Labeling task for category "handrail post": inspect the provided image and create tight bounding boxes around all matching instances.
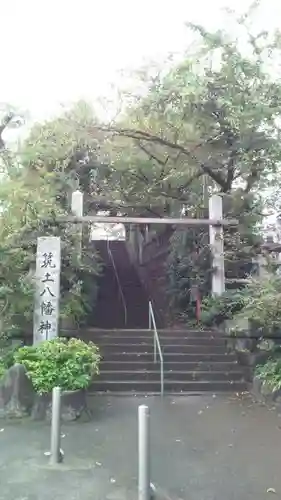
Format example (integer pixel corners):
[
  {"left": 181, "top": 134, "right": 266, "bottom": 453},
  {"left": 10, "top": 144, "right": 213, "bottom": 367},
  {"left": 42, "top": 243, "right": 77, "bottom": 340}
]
[
  {"left": 148, "top": 301, "right": 164, "bottom": 395},
  {"left": 150, "top": 302, "right": 156, "bottom": 362},
  {"left": 161, "top": 360, "right": 164, "bottom": 397}
]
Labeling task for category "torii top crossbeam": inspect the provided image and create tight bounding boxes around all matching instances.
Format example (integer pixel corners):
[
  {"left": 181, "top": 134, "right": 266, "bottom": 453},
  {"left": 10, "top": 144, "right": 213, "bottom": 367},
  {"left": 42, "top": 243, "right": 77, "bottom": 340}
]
[{"left": 56, "top": 215, "right": 238, "bottom": 226}]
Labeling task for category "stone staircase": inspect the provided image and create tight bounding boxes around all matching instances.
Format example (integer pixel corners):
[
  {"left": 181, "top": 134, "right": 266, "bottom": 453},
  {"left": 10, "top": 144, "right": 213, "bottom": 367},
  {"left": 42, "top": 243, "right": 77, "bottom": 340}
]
[
  {"left": 92, "top": 240, "right": 148, "bottom": 329},
  {"left": 86, "top": 328, "right": 247, "bottom": 394}
]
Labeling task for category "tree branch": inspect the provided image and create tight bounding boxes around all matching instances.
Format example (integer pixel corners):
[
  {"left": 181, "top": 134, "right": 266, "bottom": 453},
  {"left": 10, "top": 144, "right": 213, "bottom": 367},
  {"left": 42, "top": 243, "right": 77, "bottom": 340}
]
[
  {"left": 225, "top": 149, "right": 237, "bottom": 192},
  {"left": 105, "top": 126, "right": 228, "bottom": 190},
  {"left": 244, "top": 159, "right": 263, "bottom": 193},
  {"left": 0, "top": 112, "right": 14, "bottom": 150},
  {"left": 138, "top": 141, "right": 169, "bottom": 167}
]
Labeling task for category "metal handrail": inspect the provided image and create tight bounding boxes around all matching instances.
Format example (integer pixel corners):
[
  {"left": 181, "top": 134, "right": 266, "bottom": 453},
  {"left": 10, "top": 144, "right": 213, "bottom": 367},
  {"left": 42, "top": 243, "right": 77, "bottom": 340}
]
[
  {"left": 148, "top": 301, "right": 164, "bottom": 396},
  {"left": 107, "top": 240, "right": 127, "bottom": 326}
]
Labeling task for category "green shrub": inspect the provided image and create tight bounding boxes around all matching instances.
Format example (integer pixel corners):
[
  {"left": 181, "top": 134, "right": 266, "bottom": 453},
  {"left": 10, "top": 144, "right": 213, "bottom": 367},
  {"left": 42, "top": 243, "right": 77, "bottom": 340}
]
[
  {"left": 0, "top": 343, "right": 23, "bottom": 369},
  {"left": 14, "top": 337, "right": 101, "bottom": 394},
  {"left": 0, "top": 362, "right": 6, "bottom": 379},
  {"left": 200, "top": 290, "right": 246, "bottom": 326},
  {"left": 233, "top": 275, "right": 281, "bottom": 335},
  {"left": 255, "top": 359, "right": 281, "bottom": 392},
  {"left": 0, "top": 342, "right": 23, "bottom": 379},
  {"left": 202, "top": 275, "right": 281, "bottom": 335}
]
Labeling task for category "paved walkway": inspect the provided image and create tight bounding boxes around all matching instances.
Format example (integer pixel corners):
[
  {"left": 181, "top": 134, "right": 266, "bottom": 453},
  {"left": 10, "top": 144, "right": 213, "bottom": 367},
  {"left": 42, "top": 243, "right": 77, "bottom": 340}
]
[{"left": 0, "top": 393, "right": 281, "bottom": 499}]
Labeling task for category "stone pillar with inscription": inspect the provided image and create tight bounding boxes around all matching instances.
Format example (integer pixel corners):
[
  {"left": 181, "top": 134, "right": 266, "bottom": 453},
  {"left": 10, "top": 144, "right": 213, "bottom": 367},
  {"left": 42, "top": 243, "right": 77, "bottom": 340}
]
[
  {"left": 209, "top": 194, "right": 225, "bottom": 296},
  {"left": 33, "top": 237, "right": 61, "bottom": 344}
]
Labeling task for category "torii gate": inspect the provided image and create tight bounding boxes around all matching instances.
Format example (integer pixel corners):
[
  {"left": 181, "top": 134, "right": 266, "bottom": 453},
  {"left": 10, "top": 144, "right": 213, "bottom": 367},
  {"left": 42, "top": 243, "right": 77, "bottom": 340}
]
[
  {"left": 69, "top": 190, "right": 238, "bottom": 297},
  {"left": 33, "top": 190, "right": 238, "bottom": 344}
]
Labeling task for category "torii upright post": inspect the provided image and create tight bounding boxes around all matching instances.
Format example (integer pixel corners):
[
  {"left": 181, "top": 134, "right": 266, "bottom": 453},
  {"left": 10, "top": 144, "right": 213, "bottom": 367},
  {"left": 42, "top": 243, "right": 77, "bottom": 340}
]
[
  {"left": 71, "top": 190, "right": 83, "bottom": 262},
  {"left": 70, "top": 190, "right": 83, "bottom": 330},
  {"left": 209, "top": 194, "right": 225, "bottom": 296}
]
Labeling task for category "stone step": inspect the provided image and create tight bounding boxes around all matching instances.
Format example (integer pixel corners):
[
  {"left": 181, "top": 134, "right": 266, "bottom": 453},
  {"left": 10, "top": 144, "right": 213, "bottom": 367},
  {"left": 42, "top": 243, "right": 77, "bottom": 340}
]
[
  {"left": 100, "top": 360, "right": 239, "bottom": 371},
  {"left": 80, "top": 328, "right": 223, "bottom": 338},
  {"left": 99, "top": 344, "right": 228, "bottom": 354},
  {"left": 98, "top": 370, "right": 245, "bottom": 382},
  {"left": 80, "top": 326, "right": 245, "bottom": 394},
  {"left": 89, "top": 379, "right": 248, "bottom": 393},
  {"left": 92, "top": 336, "right": 225, "bottom": 346},
  {"left": 102, "top": 352, "right": 236, "bottom": 362}
]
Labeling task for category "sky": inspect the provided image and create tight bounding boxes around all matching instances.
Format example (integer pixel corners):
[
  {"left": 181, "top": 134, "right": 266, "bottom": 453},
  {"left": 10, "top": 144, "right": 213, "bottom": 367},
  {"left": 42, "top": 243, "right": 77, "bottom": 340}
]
[
  {"left": 1, "top": 0, "right": 280, "bottom": 232},
  {"left": 1, "top": 0, "right": 281, "bottom": 124}
]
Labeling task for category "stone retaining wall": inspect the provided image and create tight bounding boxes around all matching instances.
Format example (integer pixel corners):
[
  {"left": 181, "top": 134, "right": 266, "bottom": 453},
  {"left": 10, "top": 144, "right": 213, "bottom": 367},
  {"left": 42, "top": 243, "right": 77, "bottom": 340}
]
[{"left": 0, "top": 364, "right": 91, "bottom": 421}]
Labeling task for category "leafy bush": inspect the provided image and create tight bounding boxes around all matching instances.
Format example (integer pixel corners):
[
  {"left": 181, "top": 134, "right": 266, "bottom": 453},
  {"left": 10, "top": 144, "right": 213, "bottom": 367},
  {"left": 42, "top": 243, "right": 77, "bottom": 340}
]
[
  {"left": 14, "top": 337, "right": 101, "bottom": 394},
  {"left": 255, "top": 359, "right": 281, "bottom": 392},
  {"left": 233, "top": 275, "right": 281, "bottom": 335},
  {"left": 60, "top": 282, "right": 87, "bottom": 326},
  {"left": 0, "top": 343, "right": 23, "bottom": 369},
  {"left": 202, "top": 275, "right": 281, "bottom": 335},
  {"left": 200, "top": 290, "right": 246, "bottom": 326},
  {"left": 0, "top": 342, "right": 23, "bottom": 379},
  {"left": 0, "top": 362, "right": 6, "bottom": 379}
]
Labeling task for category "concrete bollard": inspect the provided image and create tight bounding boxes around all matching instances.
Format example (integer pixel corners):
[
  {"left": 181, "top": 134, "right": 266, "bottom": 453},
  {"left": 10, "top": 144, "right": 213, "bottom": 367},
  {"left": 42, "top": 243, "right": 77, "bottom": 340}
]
[
  {"left": 138, "top": 405, "right": 150, "bottom": 500},
  {"left": 50, "top": 387, "right": 62, "bottom": 464}
]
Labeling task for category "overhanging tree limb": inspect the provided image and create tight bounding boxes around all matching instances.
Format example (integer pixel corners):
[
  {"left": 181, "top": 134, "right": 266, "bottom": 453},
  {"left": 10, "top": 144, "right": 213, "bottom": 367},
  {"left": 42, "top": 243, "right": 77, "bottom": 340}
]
[
  {"left": 138, "top": 141, "right": 169, "bottom": 167},
  {"left": 102, "top": 126, "right": 228, "bottom": 190}
]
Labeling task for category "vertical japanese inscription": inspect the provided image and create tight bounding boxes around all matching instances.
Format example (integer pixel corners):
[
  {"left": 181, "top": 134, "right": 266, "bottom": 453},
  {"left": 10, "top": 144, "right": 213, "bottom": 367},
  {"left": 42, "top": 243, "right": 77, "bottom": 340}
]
[{"left": 33, "top": 237, "right": 61, "bottom": 344}]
